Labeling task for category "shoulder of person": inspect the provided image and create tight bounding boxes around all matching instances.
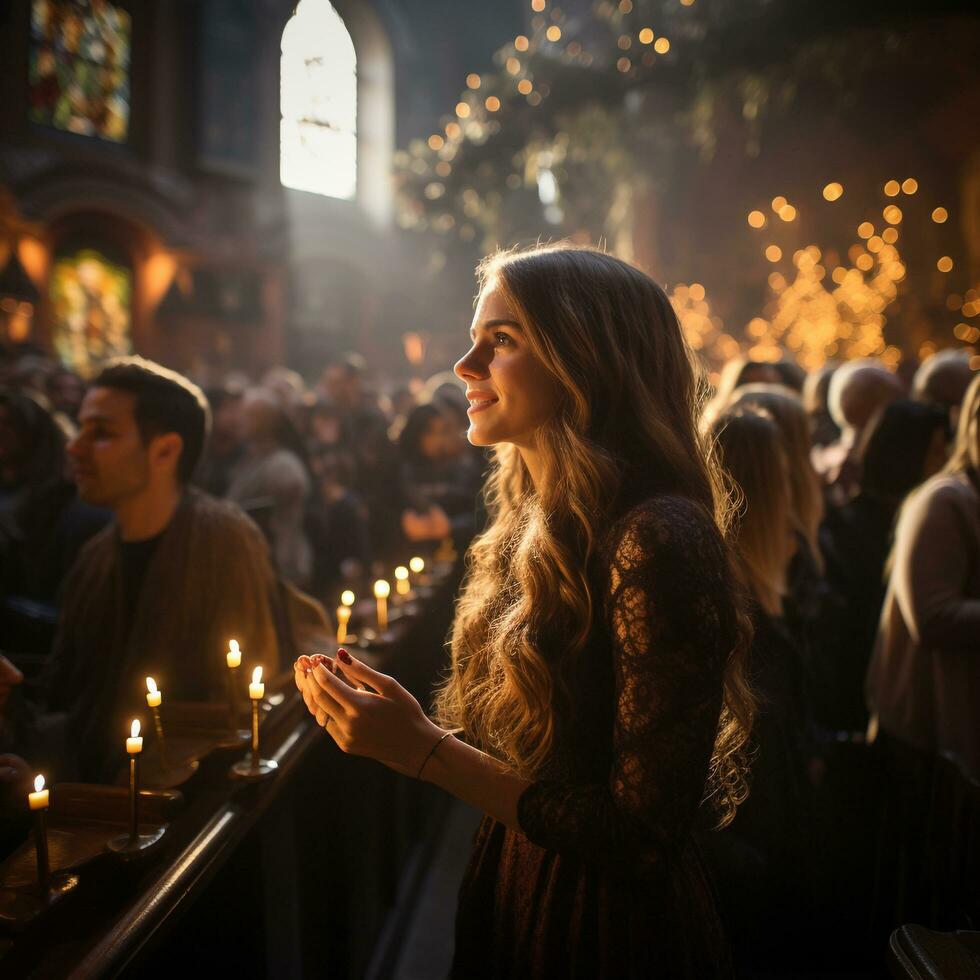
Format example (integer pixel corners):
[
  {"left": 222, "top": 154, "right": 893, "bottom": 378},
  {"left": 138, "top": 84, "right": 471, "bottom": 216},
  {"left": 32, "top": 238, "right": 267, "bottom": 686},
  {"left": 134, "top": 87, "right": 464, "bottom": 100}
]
[
  {"left": 905, "top": 473, "right": 979, "bottom": 525},
  {"left": 184, "top": 489, "right": 269, "bottom": 546},
  {"left": 606, "top": 493, "right": 721, "bottom": 565}
]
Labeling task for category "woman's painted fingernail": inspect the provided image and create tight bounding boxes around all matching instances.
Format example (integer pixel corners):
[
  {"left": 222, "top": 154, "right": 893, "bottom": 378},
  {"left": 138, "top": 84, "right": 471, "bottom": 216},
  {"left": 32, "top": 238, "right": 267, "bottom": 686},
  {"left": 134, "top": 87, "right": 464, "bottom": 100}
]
[{"left": 338, "top": 649, "right": 352, "bottom": 665}]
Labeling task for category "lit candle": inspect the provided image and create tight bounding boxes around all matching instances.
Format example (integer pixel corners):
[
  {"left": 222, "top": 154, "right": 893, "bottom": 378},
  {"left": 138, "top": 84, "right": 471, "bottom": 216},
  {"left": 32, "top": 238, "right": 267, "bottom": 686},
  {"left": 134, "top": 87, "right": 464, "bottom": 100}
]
[
  {"left": 226, "top": 639, "right": 242, "bottom": 669},
  {"left": 29, "top": 774, "right": 49, "bottom": 811},
  {"left": 409, "top": 556, "right": 425, "bottom": 575},
  {"left": 127, "top": 719, "right": 143, "bottom": 754},
  {"left": 394, "top": 566, "right": 410, "bottom": 596},
  {"left": 249, "top": 666, "right": 265, "bottom": 701},
  {"left": 145, "top": 676, "right": 162, "bottom": 708},
  {"left": 341, "top": 590, "right": 355, "bottom": 608},
  {"left": 336, "top": 605, "right": 351, "bottom": 644},
  {"left": 374, "top": 579, "right": 390, "bottom": 632}
]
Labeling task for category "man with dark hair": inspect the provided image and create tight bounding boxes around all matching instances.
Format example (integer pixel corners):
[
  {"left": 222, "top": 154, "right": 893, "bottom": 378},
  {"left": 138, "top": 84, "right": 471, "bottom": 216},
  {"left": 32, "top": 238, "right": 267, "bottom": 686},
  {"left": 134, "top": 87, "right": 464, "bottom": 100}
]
[{"left": 46, "top": 357, "right": 284, "bottom": 782}]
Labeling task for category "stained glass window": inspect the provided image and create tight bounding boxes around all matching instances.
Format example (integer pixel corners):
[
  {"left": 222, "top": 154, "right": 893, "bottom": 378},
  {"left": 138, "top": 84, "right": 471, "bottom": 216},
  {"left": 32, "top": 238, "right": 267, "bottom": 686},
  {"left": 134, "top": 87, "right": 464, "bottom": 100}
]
[
  {"left": 28, "top": 0, "right": 131, "bottom": 143},
  {"left": 50, "top": 248, "right": 132, "bottom": 376},
  {"left": 280, "top": 0, "right": 357, "bottom": 199}
]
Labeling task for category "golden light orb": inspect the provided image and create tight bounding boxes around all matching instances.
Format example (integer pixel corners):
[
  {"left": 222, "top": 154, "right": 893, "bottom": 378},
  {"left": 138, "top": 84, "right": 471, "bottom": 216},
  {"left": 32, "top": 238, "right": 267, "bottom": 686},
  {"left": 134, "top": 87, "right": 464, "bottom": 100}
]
[
  {"left": 937, "top": 256, "right": 954, "bottom": 273},
  {"left": 867, "top": 235, "right": 883, "bottom": 253},
  {"left": 932, "top": 206, "right": 948, "bottom": 223},
  {"left": 884, "top": 180, "right": 900, "bottom": 197},
  {"left": 765, "top": 245, "right": 782, "bottom": 263},
  {"left": 883, "top": 205, "right": 903, "bottom": 224},
  {"left": 455, "top": 101, "right": 471, "bottom": 119},
  {"left": 858, "top": 221, "right": 874, "bottom": 239},
  {"left": 901, "top": 178, "right": 918, "bottom": 194},
  {"left": 856, "top": 253, "right": 874, "bottom": 271},
  {"left": 653, "top": 37, "right": 670, "bottom": 54},
  {"left": 822, "top": 182, "right": 844, "bottom": 202},
  {"left": 515, "top": 34, "right": 530, "bottom": 51},
  {"left": 427, "top": 134, "right": 444, "bottom": 150},
  {"left": 771, "top": 195, "right": 787, "bottom": 212},
  {"left": 882, "top": 227, "right": 899, "bottom": 244},
  {"left": 517, "top": 79, "right": 533, "bottom": 94},
  {"left": 445, "top": 122, "right": 461, "bottom": 139},
  {"left": 506, "top": 56, "right": 521, "bottom": 75},
  {"left": 531, "top": 0, "right": 546, "bottom": 10},
  {"left": 546, "top": 25, "right": 562, "bottom": 42},
  {"left": 689, "top": 283, "right": 706, "bottom": 301},
  {"left": 638, "top": 28, "right": 654, "bottom": 44},
  {"left": 485, "top": 96, "right": 501, "bottom": 112},
  {"left": 778, "top": 204, "right": 797, "bottom": 222},
  {"left": 466, "top": 73, "right": 481, "bottom": 89},
  {"left": 747, "top": 210, "right": 766, "bottom": 229}
]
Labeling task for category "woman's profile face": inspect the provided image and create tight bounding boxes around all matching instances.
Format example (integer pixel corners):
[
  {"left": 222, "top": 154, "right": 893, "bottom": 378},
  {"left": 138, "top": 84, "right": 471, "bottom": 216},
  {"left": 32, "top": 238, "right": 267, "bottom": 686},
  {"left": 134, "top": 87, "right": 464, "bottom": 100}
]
[{"left": 454, "top": 282, "right": 561, "bottom": 450}]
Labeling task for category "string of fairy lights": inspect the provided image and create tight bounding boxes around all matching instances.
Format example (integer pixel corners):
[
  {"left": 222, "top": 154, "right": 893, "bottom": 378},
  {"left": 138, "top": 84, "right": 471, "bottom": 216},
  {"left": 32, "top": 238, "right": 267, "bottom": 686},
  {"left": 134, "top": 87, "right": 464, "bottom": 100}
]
[{"left": 397, "top": 0, "right": 978, "bottom": 372}]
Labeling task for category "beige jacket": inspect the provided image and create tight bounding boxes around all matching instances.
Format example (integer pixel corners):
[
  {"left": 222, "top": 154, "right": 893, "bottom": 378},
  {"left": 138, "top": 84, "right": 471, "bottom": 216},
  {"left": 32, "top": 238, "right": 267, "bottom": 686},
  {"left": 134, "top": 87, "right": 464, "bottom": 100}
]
[{"left": 867, "top": 472, "right": 980, "bottom": 779}]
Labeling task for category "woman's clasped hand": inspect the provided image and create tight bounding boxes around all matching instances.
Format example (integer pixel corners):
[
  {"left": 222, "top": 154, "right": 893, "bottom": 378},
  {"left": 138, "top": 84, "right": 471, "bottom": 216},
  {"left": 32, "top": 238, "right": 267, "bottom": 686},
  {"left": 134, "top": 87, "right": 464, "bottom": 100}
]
[{"left": 293, "top": 649, "right": 445, "bottom": 778}]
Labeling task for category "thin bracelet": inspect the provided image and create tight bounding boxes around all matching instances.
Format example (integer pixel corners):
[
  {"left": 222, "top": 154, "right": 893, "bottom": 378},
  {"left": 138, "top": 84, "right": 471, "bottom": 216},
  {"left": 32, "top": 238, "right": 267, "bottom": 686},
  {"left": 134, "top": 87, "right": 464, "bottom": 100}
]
[{"left": 417, "top": 730, "right": 453, "bottom": 779}]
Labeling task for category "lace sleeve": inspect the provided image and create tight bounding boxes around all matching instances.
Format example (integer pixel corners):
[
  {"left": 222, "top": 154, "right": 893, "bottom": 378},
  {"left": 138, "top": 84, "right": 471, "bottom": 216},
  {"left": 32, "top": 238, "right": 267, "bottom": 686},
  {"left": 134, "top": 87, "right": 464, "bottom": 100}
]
[{"left": 516, "top": 496, "right": 732, "bottom": 876}]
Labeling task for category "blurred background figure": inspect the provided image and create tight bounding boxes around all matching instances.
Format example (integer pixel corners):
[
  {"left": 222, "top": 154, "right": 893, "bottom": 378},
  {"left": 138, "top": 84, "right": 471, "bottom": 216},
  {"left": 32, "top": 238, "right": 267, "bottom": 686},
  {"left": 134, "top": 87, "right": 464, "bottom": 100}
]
[
  {"left": 911, "top": 347, "right": 977, "bottom": 432},
  {"left": 819, "top": 400, "right": 949, "bottom": 732},
  {"left": 0, "top": 388, "right": 108, "bottom": 677},
  {"left": 196, "top": 384, "right": 245, "bottom": 497},
  {"left": 398, "top": 402, "right": 483, "bottom": 551},
  {"left": 227, "top": 388, "right": 313, "bottom": 589},
  {"left": 816, "top": 360, "right": 905, "bottom": 503}
]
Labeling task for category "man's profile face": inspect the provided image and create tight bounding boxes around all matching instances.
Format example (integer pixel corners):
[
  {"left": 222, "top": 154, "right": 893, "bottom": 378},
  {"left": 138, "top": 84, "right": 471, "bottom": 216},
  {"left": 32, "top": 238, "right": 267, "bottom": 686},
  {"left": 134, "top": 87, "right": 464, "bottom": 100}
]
[{"left": 68, "top": 387, "right": 151, "bottom": 508}]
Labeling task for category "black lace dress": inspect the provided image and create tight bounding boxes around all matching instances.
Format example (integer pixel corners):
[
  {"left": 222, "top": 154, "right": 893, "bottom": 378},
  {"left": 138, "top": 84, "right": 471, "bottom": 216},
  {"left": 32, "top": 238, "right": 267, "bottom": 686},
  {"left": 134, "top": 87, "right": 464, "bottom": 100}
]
[{"left": 452, "top": 495, "right": 739, "bottom": 979}]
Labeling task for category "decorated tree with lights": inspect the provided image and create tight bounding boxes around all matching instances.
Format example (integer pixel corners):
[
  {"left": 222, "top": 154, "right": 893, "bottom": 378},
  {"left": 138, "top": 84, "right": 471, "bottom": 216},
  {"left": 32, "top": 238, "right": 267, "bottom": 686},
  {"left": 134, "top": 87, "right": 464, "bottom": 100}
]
[{"left": 395, "top": 0, "right": 980, "bottom": 371}]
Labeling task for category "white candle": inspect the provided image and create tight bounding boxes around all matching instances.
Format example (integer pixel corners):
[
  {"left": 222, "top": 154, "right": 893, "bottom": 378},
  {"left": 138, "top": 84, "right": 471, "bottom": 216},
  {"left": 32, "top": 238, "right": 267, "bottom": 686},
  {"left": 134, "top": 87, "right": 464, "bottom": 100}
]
[
  {"left": 145, "top": 676, "right": 162, "bottom": 708},
  {"left": 127, "top": 719, "right": 143, "bottom": 755},
  {"left": 336, "top": 605, "right": 351, "bottom": 644},
  {"left": 374, "top": 579, "right": 390, "bottom": 631},
  {"left": 409, "top": 556, "right": 425, "bottom": 575},
  {"left": 340, "top": 590, "right": 355, "bottom": 608},
  {"left": 249, "top": 666, "right": 265, "bottom": 701},
  {"left": 226, "top": 639, "right": 242, "bottom": 669},
  {"left": 29, "top": 774, "right": 49, "bottom": 811}
]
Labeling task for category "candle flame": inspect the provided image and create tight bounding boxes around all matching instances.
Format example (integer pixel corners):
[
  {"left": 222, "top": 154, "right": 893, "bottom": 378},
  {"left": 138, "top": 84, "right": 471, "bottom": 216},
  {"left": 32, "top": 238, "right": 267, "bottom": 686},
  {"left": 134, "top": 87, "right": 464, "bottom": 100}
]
[
  {"left": 252, "top": 665, "right": 263, "bottom": 684},
  {"left": 34, "top": 774, "right": 45, "bottom": 793},
  {"left": 146, "top": 676, "right": 157, "bottom": 694},
  {"left": 395, "top": 566, "right": 409, "bottom": 580},
  {"left": 341, "top": 590, "right": 355, "bottom": 606},
  {"left": 229, "top": 639, "right": 240, "bottom": 653},
  {"left": 131, "top": 719, "right": 141, "bottom": 738},
  {"left": 409, "top": 557, "right": 424, "bottom": 573},
  {"left": 374, "top": 579, "right": 391, "bottom": 599}
]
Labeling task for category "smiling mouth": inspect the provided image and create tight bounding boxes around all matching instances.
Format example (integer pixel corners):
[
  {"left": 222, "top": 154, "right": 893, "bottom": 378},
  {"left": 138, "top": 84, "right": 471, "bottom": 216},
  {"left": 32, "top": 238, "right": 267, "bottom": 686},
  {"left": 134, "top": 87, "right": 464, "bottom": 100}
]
[{"left": 467, "top": 398, "right": 498, "bottom": 414}]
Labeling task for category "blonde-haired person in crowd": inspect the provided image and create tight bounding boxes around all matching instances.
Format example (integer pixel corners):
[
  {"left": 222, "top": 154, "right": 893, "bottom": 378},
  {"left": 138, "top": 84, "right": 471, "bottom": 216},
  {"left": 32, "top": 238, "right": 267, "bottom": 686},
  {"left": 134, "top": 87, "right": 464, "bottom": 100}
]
[
  {"left": 705, "top": 409, "right": 815, "bottom": 969},
  {"left": 295, "top": 243, "right": 755, "bottom": 978},
  {"left": 728, "top": 384, "right": 824, "bottom": 568},
  {"left": 867, "top": 372, "right": 980, "bottom": 781}
]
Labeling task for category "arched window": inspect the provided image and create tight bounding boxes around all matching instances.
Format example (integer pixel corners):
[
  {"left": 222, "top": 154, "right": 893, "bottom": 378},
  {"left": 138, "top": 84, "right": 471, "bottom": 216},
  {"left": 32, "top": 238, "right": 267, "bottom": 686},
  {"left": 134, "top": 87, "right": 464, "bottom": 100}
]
[{"left": 280, "top": 0, "right": 357, "bottom": 200}]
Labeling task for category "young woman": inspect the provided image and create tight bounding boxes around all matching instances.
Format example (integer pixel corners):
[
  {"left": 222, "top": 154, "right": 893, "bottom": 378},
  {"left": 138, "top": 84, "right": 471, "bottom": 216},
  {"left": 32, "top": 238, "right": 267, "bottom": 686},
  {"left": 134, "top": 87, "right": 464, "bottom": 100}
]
[
  {"left": 705, "top": 409, "right": 812, "bottom": 967},
  {"left": 295, "top": 244, "right": 754, "bottom": 977}
]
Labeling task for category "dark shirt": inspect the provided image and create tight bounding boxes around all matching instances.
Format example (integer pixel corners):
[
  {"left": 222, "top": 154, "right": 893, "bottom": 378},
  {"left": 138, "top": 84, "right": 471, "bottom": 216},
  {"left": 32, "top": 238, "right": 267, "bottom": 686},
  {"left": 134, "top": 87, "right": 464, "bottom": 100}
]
[{"left": 119, "top": 531, "right": 165, "bottom": 635}]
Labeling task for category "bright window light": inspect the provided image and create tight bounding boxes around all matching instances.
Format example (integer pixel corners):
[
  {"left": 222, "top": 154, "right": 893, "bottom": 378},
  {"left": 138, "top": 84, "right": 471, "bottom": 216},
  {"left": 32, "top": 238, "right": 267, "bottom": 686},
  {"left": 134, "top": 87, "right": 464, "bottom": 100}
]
[{"left": 280, "top": 0, "right": 357, "bottom": 199}]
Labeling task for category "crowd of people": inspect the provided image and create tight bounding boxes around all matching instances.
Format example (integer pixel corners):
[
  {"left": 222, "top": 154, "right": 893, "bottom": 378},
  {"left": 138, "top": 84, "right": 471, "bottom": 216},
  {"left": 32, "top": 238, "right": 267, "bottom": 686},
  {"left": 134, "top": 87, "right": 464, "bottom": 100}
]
[{"left": 0, "top": 326, "right": 977, "bottom": 969}]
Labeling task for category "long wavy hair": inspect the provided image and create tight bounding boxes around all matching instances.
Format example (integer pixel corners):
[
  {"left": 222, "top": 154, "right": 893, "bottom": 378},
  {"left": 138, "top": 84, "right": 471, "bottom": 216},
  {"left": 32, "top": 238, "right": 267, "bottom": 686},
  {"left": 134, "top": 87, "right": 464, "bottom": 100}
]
[{"left": 431, "top": 244, "right": 755, "bottom": 828}]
